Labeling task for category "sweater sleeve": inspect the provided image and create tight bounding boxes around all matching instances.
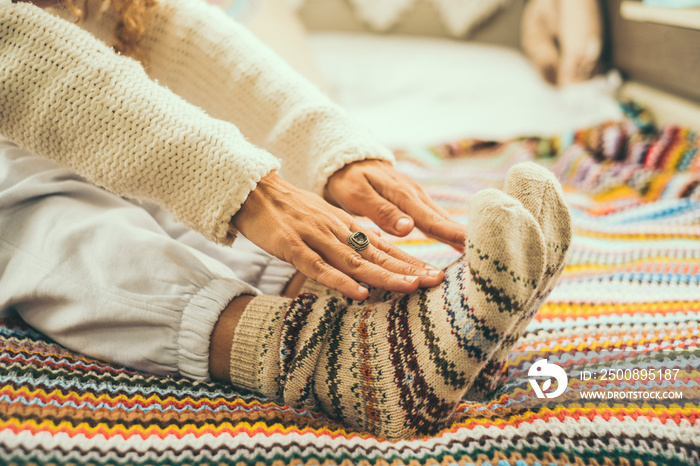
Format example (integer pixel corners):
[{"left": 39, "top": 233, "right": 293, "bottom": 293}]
[
  {"left": 76, "top": 0, "right": 396, "bottom": 196},
  {"left": 0, "top": 1, "right": 281, "bottom": 244}
]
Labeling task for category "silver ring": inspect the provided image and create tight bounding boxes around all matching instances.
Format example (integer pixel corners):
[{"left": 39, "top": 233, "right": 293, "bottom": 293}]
[{"left": 348, "top": 231, "right": 370, "bottom": 252}]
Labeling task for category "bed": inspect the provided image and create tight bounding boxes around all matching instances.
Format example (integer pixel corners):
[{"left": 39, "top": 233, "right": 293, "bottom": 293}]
[{"left": 1, "top": 1, "right": 699, "bottom": 465}]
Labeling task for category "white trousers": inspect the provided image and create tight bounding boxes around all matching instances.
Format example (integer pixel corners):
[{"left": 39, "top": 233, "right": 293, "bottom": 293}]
[{"left": 0, "top": 139, "right": 297, "bottom": 380}]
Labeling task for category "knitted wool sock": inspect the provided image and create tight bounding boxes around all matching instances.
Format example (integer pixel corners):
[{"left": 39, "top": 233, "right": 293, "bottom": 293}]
[
  {"left": 286, "top": 188, "right": 546, "bottom": 438},
  {"left": 466, "top": 162, "right": 572, "bottom": 401},
  {"left": 299, "top": 163, "right": 573, "bottom": 406},
  {"left": 228, "top": 295, "right": 292, "bottom": 398},
  {"left": 229, "top": 292, "right": 350, "bottom": 401}
]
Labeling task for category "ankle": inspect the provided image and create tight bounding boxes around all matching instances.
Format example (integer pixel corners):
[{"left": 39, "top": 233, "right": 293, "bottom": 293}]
[{"left": 209, "top": 294, "right": 255, "bottom": 383}]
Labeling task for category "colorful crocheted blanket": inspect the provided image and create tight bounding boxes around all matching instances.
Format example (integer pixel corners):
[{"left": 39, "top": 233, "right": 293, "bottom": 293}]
[{"left": 1, "top": 103, "right": 698, "bottom": 465}]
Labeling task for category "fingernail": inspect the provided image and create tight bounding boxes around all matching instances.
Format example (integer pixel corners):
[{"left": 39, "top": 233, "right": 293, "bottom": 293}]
[
  {"left": 426, "top": 269, "right": 440, "bottom": 277},
  {"left": 403, "top": 275, "right": 419, "bottom": 283},
  {"left": 395, "top": 217, "right": 412, "bottom": 230},
  {"left": 358, "top": 285, "right": 368, "bottom": 295}
]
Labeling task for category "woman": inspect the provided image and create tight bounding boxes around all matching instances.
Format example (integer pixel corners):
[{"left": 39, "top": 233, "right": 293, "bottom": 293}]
[{"left": 0, "top": 0, "right": 571, "bottom": 438}]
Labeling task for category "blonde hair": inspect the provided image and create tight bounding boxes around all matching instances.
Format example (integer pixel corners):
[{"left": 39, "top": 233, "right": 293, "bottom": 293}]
[{"left": 63, "top": 0, "right": 157, "bottom": 57}]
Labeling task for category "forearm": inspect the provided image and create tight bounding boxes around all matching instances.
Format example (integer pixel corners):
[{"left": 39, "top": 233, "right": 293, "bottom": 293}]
[
  {"left": 78, "top": 0, "right": 395, "bottom": 194},
  {"left": 0, "top": 0, "right": 280, "bottom": 244}
]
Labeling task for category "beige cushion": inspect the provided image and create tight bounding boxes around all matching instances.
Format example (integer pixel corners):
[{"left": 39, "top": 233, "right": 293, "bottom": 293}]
[{"left": 298, "top": 0, "right": 524, "bottom": 48}]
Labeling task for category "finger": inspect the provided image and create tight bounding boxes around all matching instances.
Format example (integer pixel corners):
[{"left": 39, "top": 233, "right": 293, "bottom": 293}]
[
  {"left": 412, "top": 189, "right": 467, "bottom": 250},
  {"left": 367, "top": 174, "right": 466, "bottom": 251},
  {"left": 420, "top": 217, "right": 466, "bottom": 252},
  {"left": 289, "top": 244, "right": 368, "bottom": 301},
  {"left": 305, "top": 231, "right": 422, "bottom": 294},
  {"left": 348, "top": 224, "right": 444, "bottom": 287},
  {"left": 346, "top": 218, "right": 435, "bottom": 271},
  {"left": 413, "top": 184, "right": 453, "bottom": 220},
  {"left": 335, "top": 183, "right": 413, "bottom": 237},
  {"left": 342, "top": 222, "right": 443, "bottom": 288},
  {"left": 365, "top": 225, "right": 382, "bottom": 237},
  {"left": 404, "top": 187, "right": 465, "bottom": 247},
  {"left": 371, "top": 236, "right": 443, "bottom": 278},
  {"left": 359, "top": 192, "right": 415, "bottom": 237},
  {"left": 358, "top": 242, "right": 443, "bottom": 287}
]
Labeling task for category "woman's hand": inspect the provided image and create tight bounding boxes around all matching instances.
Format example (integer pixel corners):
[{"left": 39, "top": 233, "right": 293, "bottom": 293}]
[
  {"left": 234, "top": 172, "right": 444, "bottom": 301},
  {"left": 325, "top": 160, "right": 466, "bottom": 251}
]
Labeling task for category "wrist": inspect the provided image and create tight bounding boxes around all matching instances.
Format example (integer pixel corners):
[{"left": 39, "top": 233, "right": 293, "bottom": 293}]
[{"left": 233, "top": 171, "right": 291, "bottom": 230}]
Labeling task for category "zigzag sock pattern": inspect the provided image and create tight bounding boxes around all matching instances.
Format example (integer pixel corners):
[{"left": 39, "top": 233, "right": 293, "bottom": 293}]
[
  {"left": 234, "top": 188, "right": 547, "bottom": 439},
  {"left": 300, "top": 163, "right": 573, "bottom": 407},
  {"left": 292, "top": 188, "right": 547, "bottom": 438}
]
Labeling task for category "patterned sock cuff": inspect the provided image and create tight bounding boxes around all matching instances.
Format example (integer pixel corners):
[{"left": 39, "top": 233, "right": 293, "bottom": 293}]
[{"left": 229, "top": 295, "right": 291, "bottom": 398}]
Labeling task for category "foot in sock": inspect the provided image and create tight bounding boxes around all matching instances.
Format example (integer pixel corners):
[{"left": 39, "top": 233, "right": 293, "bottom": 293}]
[
  {"left": 229, "top": 188, "right": 547, "bottom": 439},
  {"left": 466, "top": 162, "right": 572, "bottom": 401},
  {"left": 299, "top": 162, "right": 573, "bottom": 405}
]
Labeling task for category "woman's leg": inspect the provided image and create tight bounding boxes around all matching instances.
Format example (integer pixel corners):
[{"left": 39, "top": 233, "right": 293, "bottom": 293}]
[
  {"left": 0, "top": 138, "right": 570, "bottom": 438},
  {"left": 0, "top": 139, "right": 261, "bottom": 380},
  {"left": 220, "top": 178, "right": 571, "bottom": 439},
  {"left": 208, "top": 271, "right": 305, "bottom": 382},
  {"left": 209, "top": 294, "right": 255, "bottom": 382}
]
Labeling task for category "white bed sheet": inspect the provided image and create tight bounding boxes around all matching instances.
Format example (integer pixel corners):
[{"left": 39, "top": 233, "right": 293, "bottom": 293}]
[{"left": 309, "top": 32, "right": 623, "bottom": 148}]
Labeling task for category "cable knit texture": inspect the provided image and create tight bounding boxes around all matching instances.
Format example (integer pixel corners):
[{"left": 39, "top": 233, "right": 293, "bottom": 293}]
[
  {"left": 0, "top": 0, "right": 394, "bottom": 242},
  {"left": 76, "top": 0, "right": 395, "bottom": 195},
  {"left": 0, "top": 1, "right": 279, "bottom": 243}
]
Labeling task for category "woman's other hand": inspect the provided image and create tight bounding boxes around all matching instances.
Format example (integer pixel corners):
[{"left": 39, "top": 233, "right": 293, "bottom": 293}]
[
  {"left": 325, "top": 160, "right": 466, "bottom": 252},
  {"left": 234, "top": 172, "right": 444, "bottom": 301}
]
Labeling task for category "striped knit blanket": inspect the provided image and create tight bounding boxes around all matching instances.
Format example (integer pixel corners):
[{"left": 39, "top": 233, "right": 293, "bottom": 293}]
[{"left": 1, "top": 103, "right": 698, "bottom": 465}]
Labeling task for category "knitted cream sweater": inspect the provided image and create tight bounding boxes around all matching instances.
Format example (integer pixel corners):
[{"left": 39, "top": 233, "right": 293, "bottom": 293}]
[{"left": 0, "top": 0, "right": 394, "bottom": 244}]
